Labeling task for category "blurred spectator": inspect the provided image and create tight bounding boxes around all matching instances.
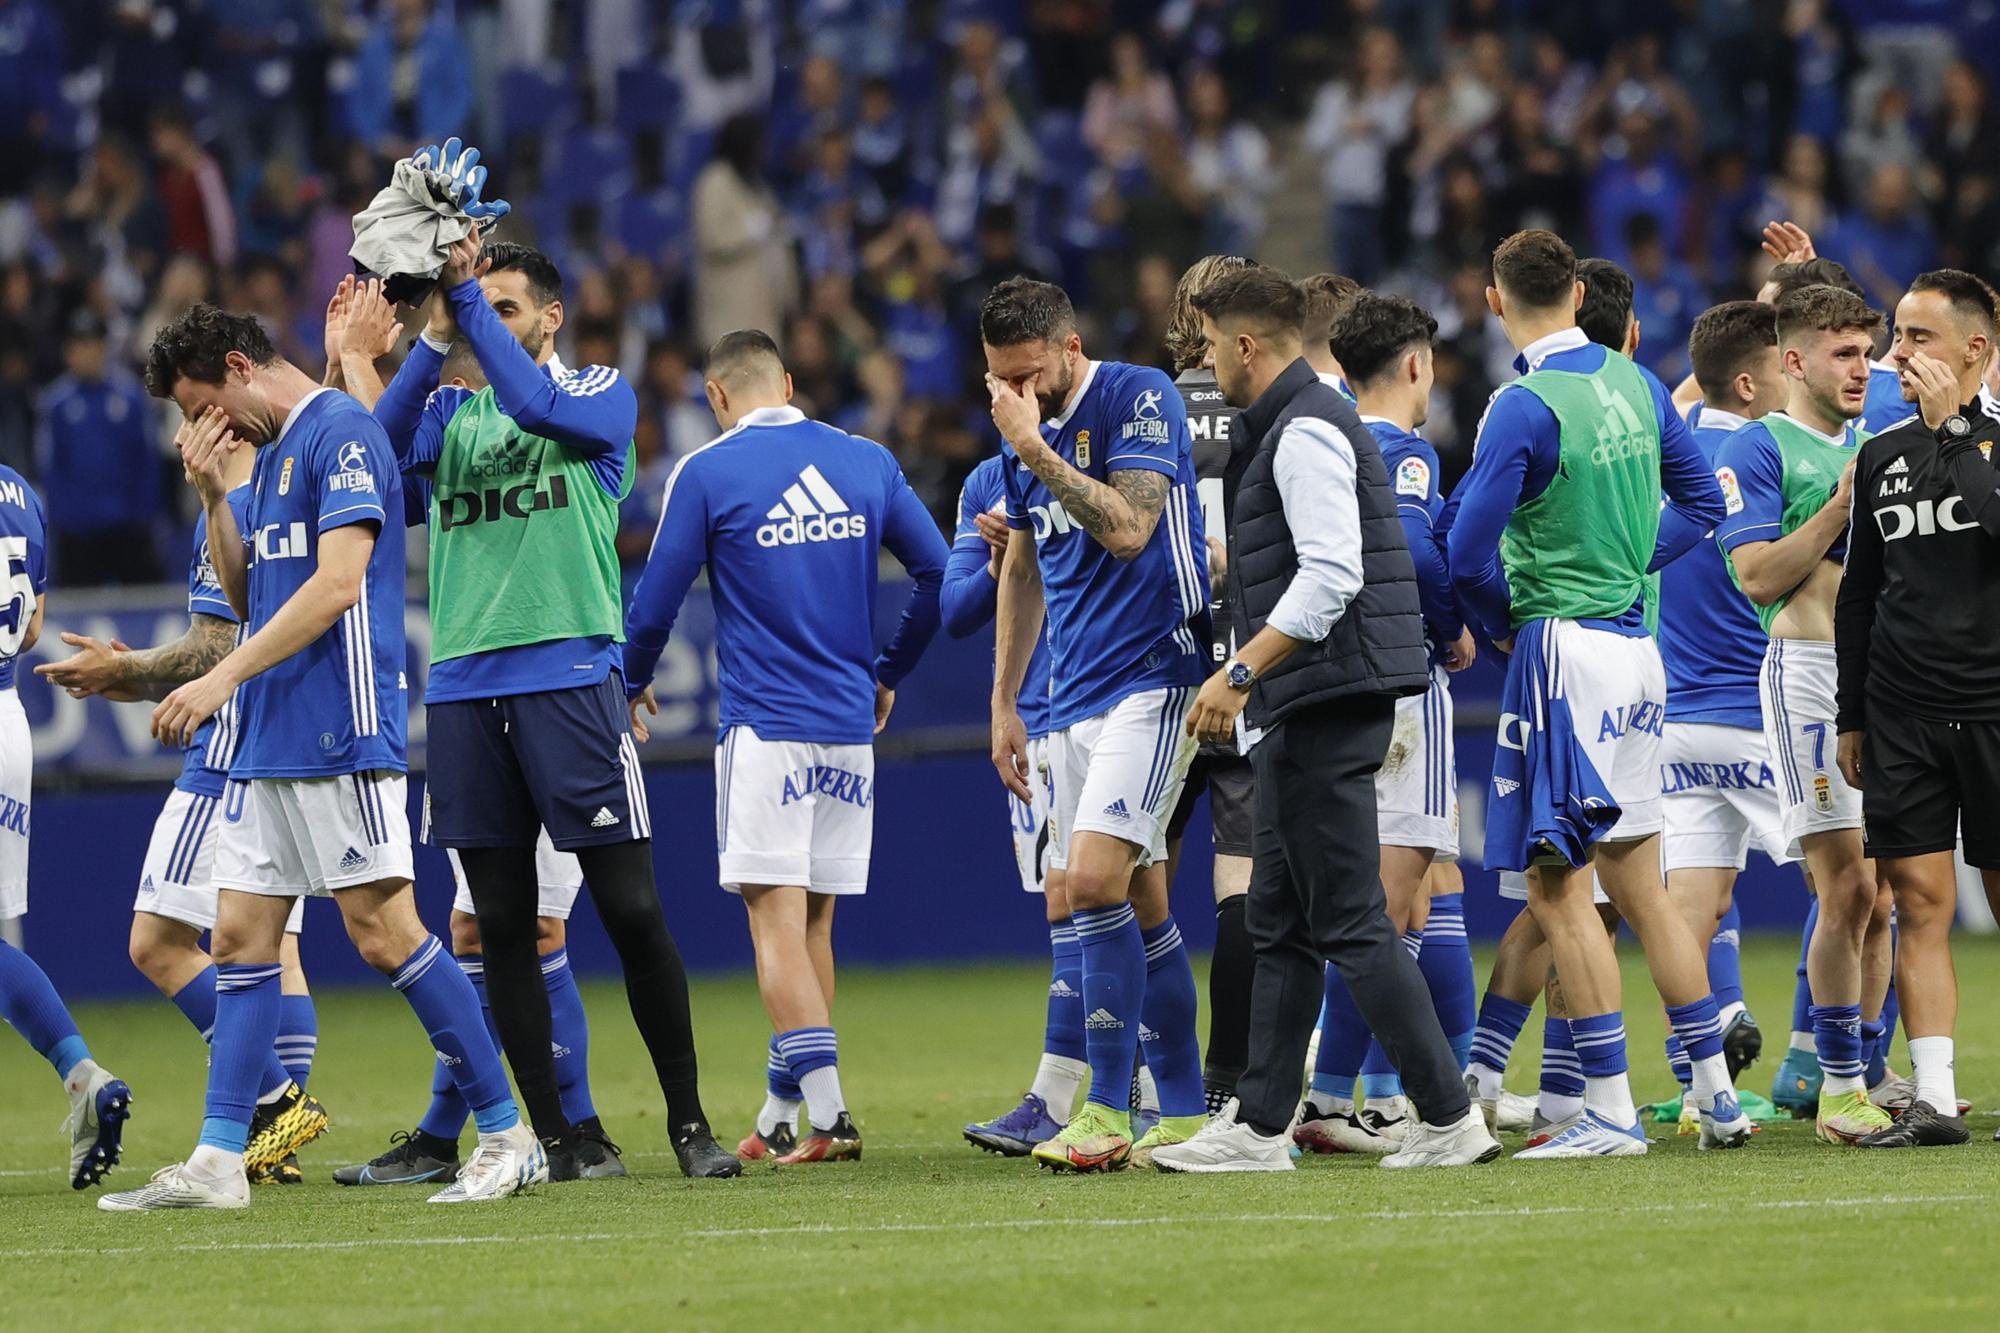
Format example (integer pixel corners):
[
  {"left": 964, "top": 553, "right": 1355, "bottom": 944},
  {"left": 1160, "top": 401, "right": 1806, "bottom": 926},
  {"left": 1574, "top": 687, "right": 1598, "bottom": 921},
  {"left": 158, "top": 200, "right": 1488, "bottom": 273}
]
[
  {"left": 1924, "top": 61, "right": 2000, "bottom": 218},
  {"left": 1305, "top": 26, "right": 1414, "bottom": 284},
  {"left": 934, "top": 96, "right": 1040, "bottom": 253},
  {"left": 149, "top": 106, "right": 237, "bottom": 270},
  {"left": 1588, "top": 111, "right": 1689, "bottom": 268},
  {"left": 33, "top": 313, "right": 162, "bottom": 586},
  {"left": 1082, "top": 33, "right": 1179, "bottom": 172},
  {"left": 1840, "top": 86, "right": 1923, "bottom": 188},
  {"left": 691, "top": 115, "right": 797, "bottom": 347},
  {"left": 641, "top": 339, "right": 715, "bottom": 462},
  {"left": 1183, "top": 68, "right": 1274, "bottom": 257},
  {"left": 851, "top": 76, "right": 913, "bottom": 205},
  {"left": 1826, "top": 162, "right": 1935, "bottom": 310},
  {"left": 0, "top": 0, "right": 64, "bottom": 186},
  {"left": 345, "top": 0, "right": 473, "bottom": 162},
  {"left": 1623, "top": 214, "right": 1703, "bottom": 382}
]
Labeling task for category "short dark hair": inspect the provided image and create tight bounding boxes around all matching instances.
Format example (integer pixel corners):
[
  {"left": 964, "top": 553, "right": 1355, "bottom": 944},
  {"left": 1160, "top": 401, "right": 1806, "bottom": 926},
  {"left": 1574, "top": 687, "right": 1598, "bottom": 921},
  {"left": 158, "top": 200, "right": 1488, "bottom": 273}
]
[
  {"left": 1764, "top": 256, "right": 1865, "bottom": 303},
  {"left": 143, "top": 304, "right": 278, "bottom": 398},
  {"left": 1329, "top": 293, "right": 1438, "bottom": 385},
  {"left": 1774, "top": 284, "right": 1884, "bottom": 348},
  {"left": 1189, "top": 264, "right": 1305, "bottom": 342},
  {"left": 480, "top": 241, "right": 563, "bottom": 305},
  {"left": 979, "top": 277, "right": 1075, "bottom": 347},
  {"left": 1491, "top": 229, "right": 1578, "bottom": 309},
  {"left": 1298, "top": 272, "right": 1362, "bottom": 351},
  {"left": 1576, "top": 258, "right": 1636, "bottom": 350},
  {"left": 705, "top": 328, "right": 785, "bottom": 383},
  {"left": 1688, "top": 300, "right": 1777, "bottom": 401},
  {"left": 1906, "top": 268, "right": 1999, "bottom": 334}
]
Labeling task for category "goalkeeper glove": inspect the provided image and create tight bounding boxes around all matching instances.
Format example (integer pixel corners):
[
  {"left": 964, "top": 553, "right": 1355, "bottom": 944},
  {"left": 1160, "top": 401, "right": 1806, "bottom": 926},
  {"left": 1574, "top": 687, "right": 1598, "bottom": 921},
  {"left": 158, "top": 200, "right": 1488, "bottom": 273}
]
[{"left": 414, "top": 137, "right": 512, "bottom": 223}]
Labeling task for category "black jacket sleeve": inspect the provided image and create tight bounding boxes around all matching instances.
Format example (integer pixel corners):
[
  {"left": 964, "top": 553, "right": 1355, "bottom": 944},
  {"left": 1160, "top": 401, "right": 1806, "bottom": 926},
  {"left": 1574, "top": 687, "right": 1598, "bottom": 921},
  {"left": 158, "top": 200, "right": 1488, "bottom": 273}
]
[
  {"left": 1938, "top": 432, "right": 2000, "bottom": 539},
  {"left": 1835, "top": 446, "right": 1884, "bottom": 734}
]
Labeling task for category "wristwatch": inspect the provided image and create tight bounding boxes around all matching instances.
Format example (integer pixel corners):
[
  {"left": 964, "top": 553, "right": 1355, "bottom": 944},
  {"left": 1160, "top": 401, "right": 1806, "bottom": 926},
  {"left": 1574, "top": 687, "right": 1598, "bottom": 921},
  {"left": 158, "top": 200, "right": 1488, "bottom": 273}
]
[
  {"left": 1224, "top": 658, "right": 1256, "bottom": 691},
  {"left": 1937, "top": 413, "right": 1973, "bottom": 443}
]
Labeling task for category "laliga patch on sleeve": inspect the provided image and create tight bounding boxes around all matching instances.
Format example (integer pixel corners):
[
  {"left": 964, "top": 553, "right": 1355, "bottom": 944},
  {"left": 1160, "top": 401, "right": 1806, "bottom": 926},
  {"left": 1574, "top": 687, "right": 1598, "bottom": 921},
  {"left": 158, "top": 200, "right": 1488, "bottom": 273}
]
[
  {"left": 1716, "top": 465, "right": 1743, "bottom": 516},
  {"left": 1394, "top": 456, "right": 1431, "bottom": 498}
]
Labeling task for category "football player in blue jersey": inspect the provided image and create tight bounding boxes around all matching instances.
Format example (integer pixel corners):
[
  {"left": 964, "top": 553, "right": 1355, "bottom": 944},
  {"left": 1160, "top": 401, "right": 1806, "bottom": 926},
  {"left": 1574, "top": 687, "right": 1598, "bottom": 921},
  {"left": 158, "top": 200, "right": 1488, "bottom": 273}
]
[
  {"left": 0, "top": 463, "right": 137, "bottom": 1193},
  {"left": 625, "top": 330, "right": 948, "bottom": 1165},
  {"left": 101, "top": 307, "right": 539, "bottom": 1210},
  {"left": 947, "top": 454, "right": 1080, "bottom": 1155},
  {"left": 38, "top": 415, "right": 320, "bottom": 1185},
  {"left": 981, "top": 278, "right": 1213, "bottom": 1172},
  {"left": 1297, "top": 293, "right": 1481, "bottom": 1153}
]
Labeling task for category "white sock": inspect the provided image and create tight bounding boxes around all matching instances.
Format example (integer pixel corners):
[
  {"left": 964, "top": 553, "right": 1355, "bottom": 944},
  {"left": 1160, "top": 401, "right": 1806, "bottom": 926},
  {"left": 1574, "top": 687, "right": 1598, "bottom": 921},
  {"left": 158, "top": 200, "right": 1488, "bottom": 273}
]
[
  {"left": 756, "top": 1094, "right": 801, "bottom": 1136},
  {"left": 1468, "top": 1061, "right": 1505, "bottom": 1101},
  {"left": 1908, "top": 1035, "right": 1957, "bottom": 1114},
  {"left": 256, "top": 1082, "right": 290, "bottom": 1106},
  {"left": 1582, "top": 1074, "right": 1637, "bottom": 1128},
  {"left": 798, "top": 1065, "right": 847, "bottom": 1131},
  {"left": 1822, "top": 1072, "right": 1866, "bottom": 1096},
  {"left": 1537, "top": 1091, "right": 1583, "bottom": 1123},
  {"left": 1028, "top": 1054, "right": 1087, "bottom": 1122},
  {"left": 1688, "top": 1052, "right": 1731, "bottom": 1112},
  {"left": 1135, "top": 1065, "right": 1159, "bottom": 1115},
  {"left": 1718, "top": 1000, "right": 1746, "bottom": 1027},
  {"left": 1789, "top": 1030, "right": 1815, "bottom": 1053},
  {"left": 184, "top": 1143, "right": 245, "bottom": 1186}
]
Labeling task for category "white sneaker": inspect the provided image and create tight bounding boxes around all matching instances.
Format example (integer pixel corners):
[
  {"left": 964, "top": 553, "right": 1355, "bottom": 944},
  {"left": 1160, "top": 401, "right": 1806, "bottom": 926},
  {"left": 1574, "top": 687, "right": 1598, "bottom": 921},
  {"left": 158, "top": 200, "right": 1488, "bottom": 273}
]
[
  {"left": 1493, "top": 1088, "right": 1537, "bottom": 1133},
  {"left": 1358, "top": 1096, "right": 1409, "bottom": 1143},
  {"left": 1294, "top": 1103, "right": 1395, "bottom": 1155},
  {"left": 1382, "top": 1107, "right": 1504, "bottom": 1168},
  {"left": 1698, "top": 1091, "right": 1754, "bottom": 1151},
  {"left": 1869, "top": 1071, "right": 1916, "bottom": 1114},
  {"left": 98, "top": 1162, "right": 249, "bottom": 1212},
  {"left": 1149, "top": 1099, "right": 1294, "bottom": 1174},
  {"left": 428, "top": 1122, "right": 547, "bottom": 1203},
  {"left": 63, "top": 1058, "right": 132, "bottom": 1190},
  {"left": 1512, "top": 1109, "right": 1649, "bottom": 1159}
]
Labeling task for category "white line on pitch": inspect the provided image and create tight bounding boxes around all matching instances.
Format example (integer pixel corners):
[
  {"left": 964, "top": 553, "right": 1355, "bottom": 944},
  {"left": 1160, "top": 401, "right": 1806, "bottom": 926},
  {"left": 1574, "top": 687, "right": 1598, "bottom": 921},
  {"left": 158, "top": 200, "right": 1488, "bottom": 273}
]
[{"left": 0, "top": 1193, "right": 1978, "bottom": 1260}]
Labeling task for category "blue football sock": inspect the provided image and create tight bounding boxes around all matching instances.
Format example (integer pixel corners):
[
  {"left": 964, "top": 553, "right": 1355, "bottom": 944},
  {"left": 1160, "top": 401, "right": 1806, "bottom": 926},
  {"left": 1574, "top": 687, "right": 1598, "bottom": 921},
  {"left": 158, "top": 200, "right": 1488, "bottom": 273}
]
[
  {"left": 392, "top": 937, "right": 518, "bottom": 1135},
  {"left": 1311, "top": 964, "right": 1371, "bottom": 1105},
  {"left": 1791, "top": 898, "right": 1818, "bottom": 1034},
  {"left": 1568, "top": 1012, "right": 1628, "bottom": 1080},
  {"left": 1665, "top": 1034, "right": 1692, "bottom": 1088},
  {"left": 1072, "top": 903, "right": 1144, "bottom": 1114},
  {"left": 1045, "top": 919, "right": 1085, "bottom": 1062},
  {"left": 541, "top": 947, "right": 597, "bottom": 1125},
  {"left": 775, "top": 1026, "right": 844, "bottom": 1130},
  {"left": 1540, "top": 1016, "right": 1584, "bottom": 1097},
  {"left": 202, "top": 962, "right": 283, "bottom": 1151},
  {"left": 1809, "top": 1003, "right": 1865, "bottom": 1082},
  {"left": 1470, "top": 991, "right": 1532, "bottom": 1075},
  {"left": 174, "top": 965, "right": 290, "bottom": 1099},
  {"left": 1359, "top": 1039, "right": 1402, "bottom": 1101},
  {"left": 1665, "top": 995, "right": 1726, "bottom": 1065},
  {"left": 417, "top": 956, "right": 482, "bottom": 1141},
  {"left": 766, "top": 1034, "right": 802, "bottom": 1100},
  {"left": 1708, "top": 903, "right": 1745, "bottom": 1010},
  {"left": 1137, "top": 917, "right": 1204, "bottom": 1118},
  {"left": 277, "top": 993, "right": 318, "bottom": 1091},
  {"left": 0, "top": 940, "right": 88, "bottom": 1080},
  {"left": 1418, "top": 894, "right": 1477, "bottom": 1067}
]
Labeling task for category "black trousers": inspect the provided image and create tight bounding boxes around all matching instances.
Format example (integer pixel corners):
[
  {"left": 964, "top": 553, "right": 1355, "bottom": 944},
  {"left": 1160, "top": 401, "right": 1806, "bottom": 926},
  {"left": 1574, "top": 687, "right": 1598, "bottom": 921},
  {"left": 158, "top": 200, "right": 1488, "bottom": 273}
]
[{"left": 1234, "top": 695, "right": 1471, "bottom": 1134}]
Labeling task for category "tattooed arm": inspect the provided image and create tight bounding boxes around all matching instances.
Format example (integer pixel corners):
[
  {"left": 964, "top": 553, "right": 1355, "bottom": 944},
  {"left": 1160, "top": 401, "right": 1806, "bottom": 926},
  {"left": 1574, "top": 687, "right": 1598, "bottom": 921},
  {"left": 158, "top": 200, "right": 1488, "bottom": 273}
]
[
  {"left": 36, "top": 614, "right": 237, "bottom": 703},
  {"left": 1018, "top": 455, "right": 1170, "bottom": 561}
]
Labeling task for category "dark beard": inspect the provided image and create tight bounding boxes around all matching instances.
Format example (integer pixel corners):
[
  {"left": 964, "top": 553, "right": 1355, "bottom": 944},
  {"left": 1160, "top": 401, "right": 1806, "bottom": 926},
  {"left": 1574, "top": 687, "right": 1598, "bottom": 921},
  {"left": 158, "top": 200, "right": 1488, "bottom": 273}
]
[{"left": 1034, "top": 358, "right": 1074, "bottom": 418}]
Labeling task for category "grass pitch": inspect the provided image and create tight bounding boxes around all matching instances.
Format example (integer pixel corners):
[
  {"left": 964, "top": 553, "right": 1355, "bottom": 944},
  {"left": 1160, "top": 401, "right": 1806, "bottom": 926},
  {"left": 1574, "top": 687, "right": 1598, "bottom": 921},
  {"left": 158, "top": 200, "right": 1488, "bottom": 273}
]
[{"left": 4, "top": 934, "right": 1997, "bottom": 1331}]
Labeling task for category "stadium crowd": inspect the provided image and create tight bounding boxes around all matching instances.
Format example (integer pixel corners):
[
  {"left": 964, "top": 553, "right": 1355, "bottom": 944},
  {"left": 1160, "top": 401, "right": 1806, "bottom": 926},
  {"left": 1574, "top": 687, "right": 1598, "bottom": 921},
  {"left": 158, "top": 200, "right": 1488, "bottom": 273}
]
[{"left": 1, "top": 0, "right": 1996, "bottom": 585}]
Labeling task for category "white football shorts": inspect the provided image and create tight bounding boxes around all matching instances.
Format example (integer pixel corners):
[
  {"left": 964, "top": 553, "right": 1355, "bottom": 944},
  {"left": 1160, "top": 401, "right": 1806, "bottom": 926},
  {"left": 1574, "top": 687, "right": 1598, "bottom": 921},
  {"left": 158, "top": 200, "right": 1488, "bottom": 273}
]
[
  {"left": 1660, "top": 720, "right": 1795, "bottom": 871},
  {"left": 137, "top": 786, "right": 305, "bottom": 932},
  {"left": 1376, "top": 665, "right": 1458, "bottom": 861},
  {"left": 715, "top": 726, "right": 874, "bottom": 895},
  {"left": 1759, "top": 638, "right": 1861, "bottom": 860},
  {"left": 1048, "top": 685, "right": 1199, "bottom": 872},
  {"left": 213, "top": 771, "right": 414, "bottom": 898},
  {"left": 1009, "top": 734, "right": 1052, "bottom": 894}
]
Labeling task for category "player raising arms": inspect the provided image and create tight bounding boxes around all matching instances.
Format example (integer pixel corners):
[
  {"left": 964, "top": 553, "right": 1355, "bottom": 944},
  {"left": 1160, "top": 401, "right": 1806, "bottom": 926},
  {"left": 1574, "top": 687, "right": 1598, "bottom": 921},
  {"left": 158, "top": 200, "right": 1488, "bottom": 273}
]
[
  {"left": 38, "top": 413, "right": 321, "bottom": 1185},
  {"left": 1450, "top": 230, "right": 1744, "bottom": 1159},
  {"left": 1713, "top": 284, "right": 1894, "bottom": 1145},
  {"left": 100, "top": 307, "right": 540, "bottom": 1210},
  {"left": 0, "top": 461, "right": 135, "bottom": 1192},
  {"left": 983, "top": 278, "right": 1213, "bottom": 1173}
]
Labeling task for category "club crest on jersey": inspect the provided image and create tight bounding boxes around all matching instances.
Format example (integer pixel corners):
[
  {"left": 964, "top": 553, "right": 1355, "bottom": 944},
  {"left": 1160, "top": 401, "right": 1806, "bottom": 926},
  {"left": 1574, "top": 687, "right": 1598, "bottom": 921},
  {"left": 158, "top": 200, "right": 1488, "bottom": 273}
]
[
  {"left": 1716, "top": 465, "right": 1742, "bottom": 516},
  {"left": 279, "top": 456, "right": 295, "bottom": 496},
  {"left": 1395, "top": 456, "right": 1431, "bottom": 498},
  {"left": 1074, "top": 429, "right": 1090, "bottom": 468}
]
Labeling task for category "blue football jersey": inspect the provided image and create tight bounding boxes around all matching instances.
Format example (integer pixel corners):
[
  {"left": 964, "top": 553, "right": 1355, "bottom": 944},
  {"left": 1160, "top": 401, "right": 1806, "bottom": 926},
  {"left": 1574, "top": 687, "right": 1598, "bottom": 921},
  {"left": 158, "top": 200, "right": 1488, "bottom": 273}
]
[
  {"left": 233, "top": 390, "right": 408, "bottom": 779},
  {"left": 950, "top": 455, "right": 1052, "bottom": 739},
  {"left": 1656, "top": 406, "right": 1767, "bottom": 728},
  {"left": 1714, "top": 411, "right": 1865, "bottom": 569},
  {"left": 1001, "top": 360, "right": 1210, "bottom": 732},
  {"left": 179, "top": 485, "right": 251, "bottom": 795},
  {"left": 1860, "top": 361, "right": 1915, "bottom": 434},
  {"left": 1365, "top": 417, "right": 1461, "bottom": 658},
  {"left": 623, "top": 406, "right": 948, "bottom": 746},
  {"left": 0, "top": 466, "right": 47, "bottom": 692}
]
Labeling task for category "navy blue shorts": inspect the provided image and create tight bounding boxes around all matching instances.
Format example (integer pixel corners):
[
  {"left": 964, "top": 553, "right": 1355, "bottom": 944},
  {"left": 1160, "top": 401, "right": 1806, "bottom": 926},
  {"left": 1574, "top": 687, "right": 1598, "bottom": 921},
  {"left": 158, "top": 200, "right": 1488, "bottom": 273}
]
[{"left": 424, "top": 678, "right": 652, "bottom": 851}]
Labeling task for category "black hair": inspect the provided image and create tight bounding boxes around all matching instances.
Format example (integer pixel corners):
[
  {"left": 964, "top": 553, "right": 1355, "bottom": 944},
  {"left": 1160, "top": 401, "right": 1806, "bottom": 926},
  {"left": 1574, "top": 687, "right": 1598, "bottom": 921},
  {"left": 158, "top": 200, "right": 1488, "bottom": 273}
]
[
  {"left": 1576, "top": 257, "right": 1636, "bottom": 350},
  {"left": 979, "top": 277, "right": 1076, "bottom": 347},
  {"left": 480, "top": 241, "right": 563, "bottom": 305},
  {"left": 1329, "top": 292, "right": 1439, "bottom": 385},
  {"left": 1907, "top": 268, "right": 1999, "bottom": 333},
  {"left": 1764, "top": 256, "right": 1865, "bottom": 302},
  {"left": 1189, "top": 264, "right": 1305, "bottom": 340},
  {"left": 1688, "top": 300, "right": 1778, "bottom": 401},
  {"left": 144, "top": 304, "right": 277, "bottom": 398},
  {"left": 705, "top": 328, "right": 785, "bottom": 381}
]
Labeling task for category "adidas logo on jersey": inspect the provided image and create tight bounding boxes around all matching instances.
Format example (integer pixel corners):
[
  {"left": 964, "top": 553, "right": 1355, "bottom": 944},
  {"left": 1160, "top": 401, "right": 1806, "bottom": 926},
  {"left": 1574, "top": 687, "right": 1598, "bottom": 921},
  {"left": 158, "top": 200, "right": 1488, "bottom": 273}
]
[
  {"left": 756, "top": 465, "right": 870, "bottom": 547},
  {"left": 1048, "top": 978, "right": 1078, "bottom": 998},
  {"left": 1102, "top": 798, "right": 1131, "bottom": 819},
  {"left": 551, "top": 1042, "right": 572, "bottom": 1059},
  {"left": 1493, "top": 776, "right": 1521, "bottom": 797},
  {"left": 139, "top": 874, "right": 155, "bottom": 895},
  {"left": 590, "top": 806, "right": 620, "bottom": 828},
  {"left": 337, "top": 846, "right": 369, "bottom": 872},
  {"left": 1886, "top": 455, "right": 1909, "bottom": 474},
  {"left": 1138, "top": 1023, "right": 1159, "bottom": 1043},
  {"left": 1084, "top": 1007, "right": 1124, "bottom": 1030}
]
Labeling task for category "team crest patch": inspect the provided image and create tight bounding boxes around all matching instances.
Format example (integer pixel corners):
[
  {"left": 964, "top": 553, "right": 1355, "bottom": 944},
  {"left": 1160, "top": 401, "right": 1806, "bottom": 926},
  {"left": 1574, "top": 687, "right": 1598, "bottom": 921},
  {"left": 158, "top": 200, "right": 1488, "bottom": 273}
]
[
  {"left": 279, "top": 456, "right": 295, "bottom": 496},
  {"left": 1075, "top": 430, "right": 1090, "bottom": 468},
  {"left": 1716, "top": 464, "right": 1741, "bottom": 516},
  {"left": 1395, "top": 456, "right": 1431, "bottom": 498}
]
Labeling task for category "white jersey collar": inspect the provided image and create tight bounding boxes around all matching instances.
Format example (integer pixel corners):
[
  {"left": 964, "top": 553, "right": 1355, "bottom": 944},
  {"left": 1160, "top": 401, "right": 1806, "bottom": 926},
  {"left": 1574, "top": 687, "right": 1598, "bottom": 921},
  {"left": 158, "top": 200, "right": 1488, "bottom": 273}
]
[
  {"left": 1696, "top": 406, "right": 1750, "bottom": 434},
  {"left": 1517, "top": 326, "right": 1590, "bottom": 373},
  {"left": 737, "top": 405, "right": 807, "bottom": 428},
  {"left": 1769, "top": 410, "right": 1853, "bottom": 446},
  {"left": 1044, "top": 358, "right": 1098, "bottom": 430},
  {"left": 274, "top": 387, "right": 334, "bottom": 446}
]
